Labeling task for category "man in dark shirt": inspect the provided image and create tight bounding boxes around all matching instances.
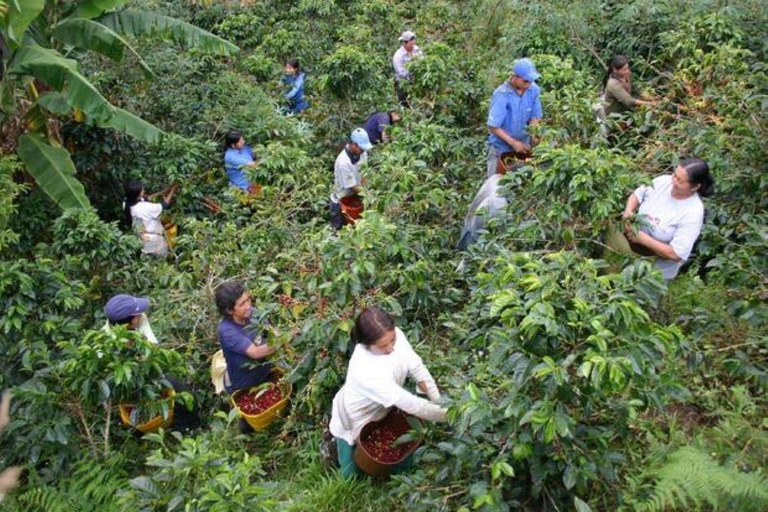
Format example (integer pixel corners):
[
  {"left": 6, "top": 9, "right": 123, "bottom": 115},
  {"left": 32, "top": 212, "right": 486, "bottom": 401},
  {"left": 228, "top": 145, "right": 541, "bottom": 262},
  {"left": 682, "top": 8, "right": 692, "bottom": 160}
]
[{"left": 362, "top": 110, "right": 401, "bottom": 144}]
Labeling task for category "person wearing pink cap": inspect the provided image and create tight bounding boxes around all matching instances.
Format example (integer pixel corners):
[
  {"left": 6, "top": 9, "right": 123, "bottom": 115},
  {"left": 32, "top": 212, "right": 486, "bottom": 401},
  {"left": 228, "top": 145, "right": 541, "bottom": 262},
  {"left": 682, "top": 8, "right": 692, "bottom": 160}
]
[{"left": 392, "top": 30, "right": 424, "bottom": 107}]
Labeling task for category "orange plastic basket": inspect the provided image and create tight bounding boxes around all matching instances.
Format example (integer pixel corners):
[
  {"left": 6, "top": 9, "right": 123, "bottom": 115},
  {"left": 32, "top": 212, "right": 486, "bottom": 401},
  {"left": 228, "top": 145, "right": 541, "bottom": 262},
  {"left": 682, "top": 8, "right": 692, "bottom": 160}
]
[
  {"left": 118, "top": 389, "right": 176, "bottom": 434},
  {"left": 340, "top": 195, "right": 364, "bottom": 225}
]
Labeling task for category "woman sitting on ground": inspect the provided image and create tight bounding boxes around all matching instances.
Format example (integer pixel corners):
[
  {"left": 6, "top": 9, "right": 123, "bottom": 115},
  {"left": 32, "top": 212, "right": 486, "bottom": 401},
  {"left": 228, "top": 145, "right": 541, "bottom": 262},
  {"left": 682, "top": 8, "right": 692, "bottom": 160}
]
[
  {"left": 123, "top": 180, "right": 176, "bottom": 257},
  {"left": 614, "top": 157, "right": 714, "bottom": 280},
  {"left": 601, "top": 55, "right": 657, "bottom": 118},
  {"left": 329, "top": 307, "right": 447, "bottom": 477}
]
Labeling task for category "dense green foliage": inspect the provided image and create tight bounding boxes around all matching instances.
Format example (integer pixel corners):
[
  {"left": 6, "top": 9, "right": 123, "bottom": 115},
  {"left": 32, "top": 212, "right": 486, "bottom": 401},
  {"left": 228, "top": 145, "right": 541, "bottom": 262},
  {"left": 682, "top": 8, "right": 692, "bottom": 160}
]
[{"left": 1, "top": 0, "right": 765, "bottom": 511}]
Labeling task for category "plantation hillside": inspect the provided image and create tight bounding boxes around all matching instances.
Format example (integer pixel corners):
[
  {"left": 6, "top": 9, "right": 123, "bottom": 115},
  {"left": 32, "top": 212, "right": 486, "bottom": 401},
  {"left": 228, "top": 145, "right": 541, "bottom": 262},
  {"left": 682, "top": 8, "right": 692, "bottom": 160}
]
[{"left": 0, "top": 0, "right": 766, "bottom": 511}]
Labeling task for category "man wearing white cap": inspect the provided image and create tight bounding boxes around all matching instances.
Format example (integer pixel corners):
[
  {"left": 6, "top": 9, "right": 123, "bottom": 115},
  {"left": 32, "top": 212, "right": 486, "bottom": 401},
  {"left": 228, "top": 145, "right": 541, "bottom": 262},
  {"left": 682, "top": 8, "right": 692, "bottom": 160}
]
[
  {"left": 392, "top": 30, "right": 424, "bottom": 107},
  {"left": 486, "top": 58, "right": 543, "bottom": 178},
  {"left": 330, "top": 128, "right": 373, "bottom": 229}
]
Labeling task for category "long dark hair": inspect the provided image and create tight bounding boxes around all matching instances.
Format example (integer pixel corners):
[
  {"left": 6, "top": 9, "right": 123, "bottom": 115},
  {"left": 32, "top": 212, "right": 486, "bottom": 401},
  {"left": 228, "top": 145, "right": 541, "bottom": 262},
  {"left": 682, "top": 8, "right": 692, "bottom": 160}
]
[
  {"left": 351, "top": 307, "right": 395, "bottom": 348},
  {"left": 285, "top": 58, "right": 301, "bottom": 74},
  {"left": 123, "top": 180, "right": 143, "bottom": 229},
  {"left": 224, "top": 131, "right": 242, "bottom": 153},
  {"left": 603, "top": 54, "right": 629, "bottom": 89},
  {"left": 680, "top": 158, "right": 714, "bottom": 197}
]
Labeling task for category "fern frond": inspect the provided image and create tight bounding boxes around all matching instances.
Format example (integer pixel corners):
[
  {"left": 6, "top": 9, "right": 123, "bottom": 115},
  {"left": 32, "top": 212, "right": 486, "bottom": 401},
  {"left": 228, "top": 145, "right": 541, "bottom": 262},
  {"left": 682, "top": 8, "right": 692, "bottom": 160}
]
[{"left": 637, "top": 446, "right": 768, "bottom": 512}]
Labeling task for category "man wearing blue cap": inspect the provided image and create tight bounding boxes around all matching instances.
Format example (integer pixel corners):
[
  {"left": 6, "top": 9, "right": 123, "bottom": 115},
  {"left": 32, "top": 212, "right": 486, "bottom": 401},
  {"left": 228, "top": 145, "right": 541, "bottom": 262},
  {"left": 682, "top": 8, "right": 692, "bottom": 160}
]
[
  {"left": 103, "top": 294, "right": 199, "bottom": 430},
  {"left": 329, "top": 128, "right": 373, "bottom": 230},
  {"left": 486, "top": 58, "right": 543, "bottom": 178}
]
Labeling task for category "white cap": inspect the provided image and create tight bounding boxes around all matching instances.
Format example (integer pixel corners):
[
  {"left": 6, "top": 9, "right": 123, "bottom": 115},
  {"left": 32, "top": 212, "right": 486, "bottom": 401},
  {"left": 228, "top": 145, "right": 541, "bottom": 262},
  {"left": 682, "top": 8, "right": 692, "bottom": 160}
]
[{"left": 398, "top": 30, "right": 416, "bottom": 42}]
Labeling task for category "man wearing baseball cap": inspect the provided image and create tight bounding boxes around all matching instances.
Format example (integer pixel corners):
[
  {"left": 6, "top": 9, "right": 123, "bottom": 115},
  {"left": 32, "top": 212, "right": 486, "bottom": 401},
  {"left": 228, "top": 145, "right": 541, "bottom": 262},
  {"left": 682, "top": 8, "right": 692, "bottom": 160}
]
[
  {"left": 103, "top": 294, "right": 199, "bottom": 429},
  {"left": 486, "top": 58, "right": 543, "bottom": 178},
  {"left": 329, "top": 128, "right": 372, "bottom": 230},
  {"left": 393, "top": 30, "right": 424, "bottom": 107}
]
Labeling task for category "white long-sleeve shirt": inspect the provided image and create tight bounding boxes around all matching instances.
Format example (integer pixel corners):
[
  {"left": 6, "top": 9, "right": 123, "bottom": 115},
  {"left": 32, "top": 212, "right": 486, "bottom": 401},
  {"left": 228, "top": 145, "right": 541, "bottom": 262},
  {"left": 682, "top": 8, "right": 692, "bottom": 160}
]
[
  {"left": 330, "top": 327, "right": 446, "bottom": 445},
  {"left": 392, "top": 45, "right": 423, "bottom": 81}
]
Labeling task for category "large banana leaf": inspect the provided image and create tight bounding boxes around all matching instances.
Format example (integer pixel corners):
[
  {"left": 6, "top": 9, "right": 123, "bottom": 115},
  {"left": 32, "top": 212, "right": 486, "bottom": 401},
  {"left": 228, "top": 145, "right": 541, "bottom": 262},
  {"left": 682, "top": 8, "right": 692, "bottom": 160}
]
[
  {"left": 73, "top": 0, "right": 126, "bottom": 20},
  {"left": 9, "top": 45, "right": 163, "bottom": 143},
  {"left": 52, "top": 18, "right": 153, "bottom": 77},
  {"left": 104, "top": 107, "right": 163, "bottom": 144},
  {"left": 18, "top": 134, "right": 90, "bottom": 210},
  {"left": 8, "top": 44, "right": 114, "bottom": 121},
  {"left": 98, "top": 10, "right": 238, "bottom": 56},
  {"left": 1, "top": 0, "right": 44, "bottom": 49}
]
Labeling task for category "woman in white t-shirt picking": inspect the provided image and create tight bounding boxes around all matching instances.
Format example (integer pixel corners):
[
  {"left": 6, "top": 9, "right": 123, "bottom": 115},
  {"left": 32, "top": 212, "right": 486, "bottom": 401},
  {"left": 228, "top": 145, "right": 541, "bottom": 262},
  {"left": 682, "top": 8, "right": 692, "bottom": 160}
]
[
  {"left": 621, "top": 158, "right": 714, "bottom": 280},
  {"left": 123, "top": 180, "right": 177, "bottom": 257},
  {"left": 330, "top": 307, "right": 447, "bottom": 478}
]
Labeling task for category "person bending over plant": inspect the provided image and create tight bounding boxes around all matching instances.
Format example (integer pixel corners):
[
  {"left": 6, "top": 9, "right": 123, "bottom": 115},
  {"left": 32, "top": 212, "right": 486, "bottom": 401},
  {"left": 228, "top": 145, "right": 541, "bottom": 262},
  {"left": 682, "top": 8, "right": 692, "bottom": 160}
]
[
  {"left": 103, "top": 294, "right": 199, "bottom": 429},
  {"left": 600, "top": 55, "right": 657, "bottom": 119},
  {"left": 609, "top": 158, "right": 714, "bottom": 280},
  {"left": 329, "top": 307, "right": 446, "bottom": 478},
  {"left": 486, "top": 58, "right": 543, "bottom": 177},
  {"left": 362, "top": 110, "right": 401, "bottom": 144},
  {"left": 223, "top": 131, "right": 260, "bottom": 195},
  {"left": 123, "top": 180, "right": 176, "bottom": 258},
  {"left": 215, "top": 280, "right": 280, "bottom": 433},
  {"left": 329, "top": 128, "right": 373, "bottom": 230},
  {"left": 282, "top": 58, "right": 308, "bottom": 115}
]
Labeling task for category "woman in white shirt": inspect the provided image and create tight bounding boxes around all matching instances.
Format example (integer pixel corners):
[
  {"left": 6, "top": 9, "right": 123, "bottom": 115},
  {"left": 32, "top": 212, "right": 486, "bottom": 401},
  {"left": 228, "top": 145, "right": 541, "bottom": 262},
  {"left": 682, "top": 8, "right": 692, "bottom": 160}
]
[
  {"left": 330, "top": 307, "right": 447, "bottom": 477},
  {"left": 123, "top": 180, "right": 177, "bottom": 257},
  {"left": 620, "top": 158, "right": 714, "bottom": 280}
]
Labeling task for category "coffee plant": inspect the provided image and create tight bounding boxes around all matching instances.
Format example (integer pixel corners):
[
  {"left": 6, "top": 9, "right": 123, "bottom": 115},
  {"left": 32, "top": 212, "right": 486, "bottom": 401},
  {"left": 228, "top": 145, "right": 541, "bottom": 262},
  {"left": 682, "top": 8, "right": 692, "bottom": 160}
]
[{"left": 1, "top": 1, "right": 764, "bottom": 511}]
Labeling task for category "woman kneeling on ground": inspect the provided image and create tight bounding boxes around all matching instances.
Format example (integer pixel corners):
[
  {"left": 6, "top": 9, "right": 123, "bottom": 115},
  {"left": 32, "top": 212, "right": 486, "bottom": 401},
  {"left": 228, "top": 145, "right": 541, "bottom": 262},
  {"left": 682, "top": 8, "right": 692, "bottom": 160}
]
[
  {"left": 612, "top": 157, "right": 714, "bottom": 280},
  {"left": 329, "top": 307, "right": 447, "bottom": 478},
  {"left": 215, "top": 280, "right": 279, "bottom": 433}
]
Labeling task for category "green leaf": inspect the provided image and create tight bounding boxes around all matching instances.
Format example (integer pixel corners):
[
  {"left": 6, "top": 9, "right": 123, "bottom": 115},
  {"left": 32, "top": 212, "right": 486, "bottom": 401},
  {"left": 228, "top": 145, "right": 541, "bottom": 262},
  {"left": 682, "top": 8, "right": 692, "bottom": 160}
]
[
  {"left": 8, "top": 44, "right": 115, "bottom": 122},
  {"left": 52, "top": 18, "right": 154, "bottom": 77},
  {"left": 35, "top": 92, "right": 73, "bottom": 116},
  {"left": 97, "top": 11, "right": 239, "bottom": 56},
  {"left": 103, "top": 107, "right": 164, "bottom": 144},
  {"left": 2, "top": 0, "right": 44, "bottom": 48},
  {"left": 18, "top": 134, "right": 90, "bottom": 210},
  {"left": 574, "top": 497, "right": 592, "bottom": 512},
  {"left": 73, "top": 0, "right": 126, "bottom": 20}
]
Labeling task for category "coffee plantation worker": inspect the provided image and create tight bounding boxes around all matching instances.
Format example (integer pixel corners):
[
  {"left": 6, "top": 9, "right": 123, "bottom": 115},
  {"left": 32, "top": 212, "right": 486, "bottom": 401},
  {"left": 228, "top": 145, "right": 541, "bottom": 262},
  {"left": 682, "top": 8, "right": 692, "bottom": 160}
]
[
  {"left": 329, "top": 128, "right": 373, "bottom": 230},
  {"left": 486, "top": 58, "right": 543, "bottom": 178},
  {"left": 283, "top": 58, "right": 308, "bottom": 115},
  {"left": 457, "top": 173, "right": 509, "bottom": 250},
  {"left": 123, "top": 180, "right": 176, "bottom": 258},
  {"left": 617, "top": 158, "right": 714, "bottom": 280},
  {"left": 103, "top": 294, "right": 199, "bottom": 428},
  {"left": 362, "top": 110, "right": 401, "bottom": 144},
  {"left": 601, "top": 55, "right": 656, "bottom": 118},
  {"left": 215, "top": 280, "right": 278, "bottom": 432},
  {"left": 392, "top": 30, "right": 424, "bottom": 107},
  {"left": 223, "top": 130, "right": 260, "bottom": 194},
  {"left": 330, "top": 307, "right": 447, "bottom": 478}
]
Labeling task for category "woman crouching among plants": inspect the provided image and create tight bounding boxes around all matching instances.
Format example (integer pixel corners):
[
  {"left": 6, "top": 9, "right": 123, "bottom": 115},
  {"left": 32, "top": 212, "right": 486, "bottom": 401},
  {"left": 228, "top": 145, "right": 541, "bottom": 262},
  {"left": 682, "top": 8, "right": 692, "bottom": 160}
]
[
  {"left": 329, "top": 307, "right": 447, "bottom": 478},
  {"left": 609, "top": 157, "right": 714, "bottom": 280},
  {"left": 215, "top": 280, "right": 285, "bottom": 433}
]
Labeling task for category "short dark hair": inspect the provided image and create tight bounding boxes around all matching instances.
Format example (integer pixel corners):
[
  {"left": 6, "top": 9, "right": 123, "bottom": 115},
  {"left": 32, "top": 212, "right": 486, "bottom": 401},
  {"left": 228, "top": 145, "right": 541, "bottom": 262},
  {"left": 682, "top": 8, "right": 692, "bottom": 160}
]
[
  {"left": 215, "top": 280, "right": 246, "bottom": 319},
  {"left": 680, "top": 157, "right": 714, "bottom": 197},
  {"left": 351, "top": 307, "right": 395, "bottom": 347},
  {"left": 603, "top": 54, "right": 630, "bottom": 88},
  {"left": 224, "top": 131, "right": 242, "bottom": 149},
  {"left": 285, "top": 58, "right": 301, "bottom": 73}
]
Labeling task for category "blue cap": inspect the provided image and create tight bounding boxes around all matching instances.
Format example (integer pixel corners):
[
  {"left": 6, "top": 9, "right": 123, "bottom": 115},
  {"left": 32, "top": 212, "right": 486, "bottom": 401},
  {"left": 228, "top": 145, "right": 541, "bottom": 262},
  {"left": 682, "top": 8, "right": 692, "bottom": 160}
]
[
  {"left": 513, "top": 58, "right": 540, "bottom": 82},
  {"left": 105, "top": 294, "right": 150, "bottom": 323},
  {"left": 350, "top": 128, "right": 373, "bottom": 151}
]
